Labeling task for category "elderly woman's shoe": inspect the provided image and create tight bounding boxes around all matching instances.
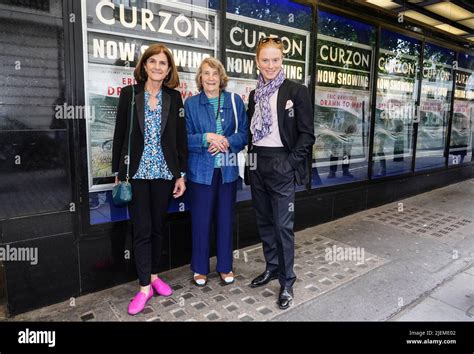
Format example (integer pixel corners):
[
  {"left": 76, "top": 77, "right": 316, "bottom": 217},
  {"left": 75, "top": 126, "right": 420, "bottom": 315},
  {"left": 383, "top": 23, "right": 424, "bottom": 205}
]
[
  {"left": 128, "top": 287, "right": 154, "bottom": 315},
  {"left": 193, "top": 273, "right": 207, "bottom": 286},
  {"left": 219, "top": 271, "right": 235, "bottom": 285}
]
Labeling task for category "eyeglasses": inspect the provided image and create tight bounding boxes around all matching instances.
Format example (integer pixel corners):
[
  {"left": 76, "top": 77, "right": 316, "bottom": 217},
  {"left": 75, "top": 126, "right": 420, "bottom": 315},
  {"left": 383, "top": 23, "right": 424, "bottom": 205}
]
[{"left": 258, "top": 37, "right": 282, "bottom": 45}]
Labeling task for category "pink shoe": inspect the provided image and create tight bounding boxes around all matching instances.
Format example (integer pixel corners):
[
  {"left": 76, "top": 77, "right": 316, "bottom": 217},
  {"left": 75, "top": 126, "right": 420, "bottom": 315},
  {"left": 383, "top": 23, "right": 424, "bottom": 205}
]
[
  {"left": 128, "top": 287, "right": 154, "bottom": 315},
  {"left": 151, "top": 277, "right": 173, "bottom": 297}
]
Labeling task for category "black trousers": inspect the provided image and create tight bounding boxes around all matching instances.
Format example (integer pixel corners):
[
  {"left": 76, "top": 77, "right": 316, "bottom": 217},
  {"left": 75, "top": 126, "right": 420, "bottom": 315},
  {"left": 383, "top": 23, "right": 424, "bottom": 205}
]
[
  {"left": 129, "top": 178, "right": 174, "bottom": 286},
  {"left": 250, "top": 146, "right": 297, "bottom": 288}
]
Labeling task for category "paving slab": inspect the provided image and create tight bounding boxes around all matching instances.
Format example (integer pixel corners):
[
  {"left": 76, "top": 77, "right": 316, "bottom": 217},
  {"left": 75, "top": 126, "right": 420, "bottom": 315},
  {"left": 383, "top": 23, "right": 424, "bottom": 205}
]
[
  {"left": 395, "top": 297, "right": 473, "bottom": 322},
  {"left": 429, "top": 271, "right": 474, "bottom": 314}
]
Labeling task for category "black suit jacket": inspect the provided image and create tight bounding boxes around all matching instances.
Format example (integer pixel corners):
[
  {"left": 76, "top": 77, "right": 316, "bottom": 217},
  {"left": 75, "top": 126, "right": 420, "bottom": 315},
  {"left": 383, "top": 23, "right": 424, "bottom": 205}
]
[
  {"left": 247, "top": 79, "right": 315, "bottom": 185},
  {"left": 112, "top": 83, "right": 188, "bottom": 181}
]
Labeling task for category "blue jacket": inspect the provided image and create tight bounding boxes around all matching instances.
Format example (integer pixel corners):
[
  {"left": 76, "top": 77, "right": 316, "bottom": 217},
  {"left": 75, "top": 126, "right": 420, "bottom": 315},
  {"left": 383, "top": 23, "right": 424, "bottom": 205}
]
[{"left": 185, "top": 90, "right": 248, "bottom": 185}]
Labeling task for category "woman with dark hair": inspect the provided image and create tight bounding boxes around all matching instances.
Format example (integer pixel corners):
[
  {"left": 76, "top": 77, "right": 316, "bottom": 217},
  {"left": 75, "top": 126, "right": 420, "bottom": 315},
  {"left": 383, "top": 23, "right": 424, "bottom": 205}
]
[
  {"left": 247, "top": 37, "right": 315, "bottom": 309},
  {"left": 112, "top": 44, "right": 187, "bottom": 315}
]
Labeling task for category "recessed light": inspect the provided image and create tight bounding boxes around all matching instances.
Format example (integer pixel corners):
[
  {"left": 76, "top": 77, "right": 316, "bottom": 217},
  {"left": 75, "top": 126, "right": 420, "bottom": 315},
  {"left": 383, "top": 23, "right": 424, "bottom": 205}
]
[
  {"left": 425, "top": 3, "right": 473, "bottom": 21},
  {"left": 435, "top": 24, "right": 468, "bottom": 36}
]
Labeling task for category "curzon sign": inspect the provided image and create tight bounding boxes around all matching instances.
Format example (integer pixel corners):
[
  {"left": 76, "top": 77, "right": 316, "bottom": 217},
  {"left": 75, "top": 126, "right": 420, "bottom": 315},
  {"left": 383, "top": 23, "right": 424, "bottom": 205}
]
[{"left": 95, "top": 2, "right": 212, "bottom": 41}]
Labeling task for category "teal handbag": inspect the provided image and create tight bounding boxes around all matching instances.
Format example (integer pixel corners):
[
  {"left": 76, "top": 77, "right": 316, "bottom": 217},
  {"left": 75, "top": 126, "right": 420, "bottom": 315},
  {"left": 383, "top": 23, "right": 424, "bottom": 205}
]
[{"left": 112, "top": 86, "right": 135, "bottom": 206}]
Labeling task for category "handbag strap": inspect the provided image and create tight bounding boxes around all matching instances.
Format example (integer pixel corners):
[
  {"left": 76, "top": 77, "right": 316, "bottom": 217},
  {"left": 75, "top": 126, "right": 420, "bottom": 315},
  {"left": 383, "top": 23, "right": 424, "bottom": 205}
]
[
  {"left": 231, "top": 92, "right": 238, "bottom": 134},
  {"left": 126, "top": 85, "right": 135, "bottom": 182}
]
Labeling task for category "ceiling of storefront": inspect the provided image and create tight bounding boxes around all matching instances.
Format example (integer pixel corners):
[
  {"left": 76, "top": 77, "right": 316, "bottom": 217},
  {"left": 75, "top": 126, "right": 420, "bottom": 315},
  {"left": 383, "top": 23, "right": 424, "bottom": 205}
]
[
  {"left": 362, "top": 1, "right": 473, "bottom": 38},
  {"left": 295, "top": 0, "right": 473, "bottom": 49}
]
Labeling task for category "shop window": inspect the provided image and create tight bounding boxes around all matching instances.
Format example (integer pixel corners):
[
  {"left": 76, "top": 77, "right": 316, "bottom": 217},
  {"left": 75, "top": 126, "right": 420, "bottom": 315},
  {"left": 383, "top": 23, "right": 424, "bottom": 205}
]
[
  {"left": 449, "top": 52, "right": 473, "bottom": 166},
  {"left": 313, "top": 10, "right": 375, "bottom": 187},
  {"left": 0, "top": 0, "right": 70, "bottom": 219},
  {"left": 415, "top": 43, "right": 454, "bottom": 171},
  {"left": 372, "top": 29, "right": 420, "bottom": 178}
]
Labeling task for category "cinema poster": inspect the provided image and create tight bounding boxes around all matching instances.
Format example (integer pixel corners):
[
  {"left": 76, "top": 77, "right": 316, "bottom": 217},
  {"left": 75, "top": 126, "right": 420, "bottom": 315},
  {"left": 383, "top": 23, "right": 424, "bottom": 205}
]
[
  {"left": 224, "top": 13, "right": 311, "bottom": 104},
  {"left": 313, "top": 34, "right": 373, "bottom": 162},
  {"left": 82, "top": 0, "right": 218, "bottom": 191}
]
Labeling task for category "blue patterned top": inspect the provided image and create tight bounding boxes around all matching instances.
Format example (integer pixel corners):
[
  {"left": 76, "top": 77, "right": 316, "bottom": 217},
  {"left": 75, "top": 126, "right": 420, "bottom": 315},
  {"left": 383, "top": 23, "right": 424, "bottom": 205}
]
[
  {"left": 202, "top": 93, "right": 225, "bottom": 168},
  {"left": 133, "top": 90, "right": 174, "bottom": 180}
]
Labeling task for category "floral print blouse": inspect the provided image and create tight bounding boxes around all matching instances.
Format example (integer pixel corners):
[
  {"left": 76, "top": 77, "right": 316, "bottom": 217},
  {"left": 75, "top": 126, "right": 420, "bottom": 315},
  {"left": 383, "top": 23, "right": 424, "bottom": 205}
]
[{"left": 133, "top": 90, "right": 174, "bottom": 180}]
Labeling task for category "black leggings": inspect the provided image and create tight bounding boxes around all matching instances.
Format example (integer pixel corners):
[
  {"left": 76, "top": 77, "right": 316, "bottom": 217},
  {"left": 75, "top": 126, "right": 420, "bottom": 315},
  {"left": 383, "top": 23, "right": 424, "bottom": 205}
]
[{"left": 128, "top": 178, "right": 174, "bottom": 286}]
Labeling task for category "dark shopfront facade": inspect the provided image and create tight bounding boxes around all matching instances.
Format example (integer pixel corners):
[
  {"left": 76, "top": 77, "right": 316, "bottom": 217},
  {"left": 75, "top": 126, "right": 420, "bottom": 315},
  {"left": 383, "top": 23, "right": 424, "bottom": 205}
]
[{"left": 0, "top": 0, "right": 472, "bottom": 316}]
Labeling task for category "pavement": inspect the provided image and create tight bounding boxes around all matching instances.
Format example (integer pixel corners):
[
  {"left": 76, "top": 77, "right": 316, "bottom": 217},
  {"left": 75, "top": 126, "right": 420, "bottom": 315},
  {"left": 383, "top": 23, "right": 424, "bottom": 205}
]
[{"left": 5, "top": 179, "right": 474, "bottom": 322}]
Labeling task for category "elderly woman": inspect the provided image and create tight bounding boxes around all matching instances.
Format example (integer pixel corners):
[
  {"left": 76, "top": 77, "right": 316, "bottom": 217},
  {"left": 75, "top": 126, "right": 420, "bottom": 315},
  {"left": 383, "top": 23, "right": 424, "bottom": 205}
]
[
  {"left": 185, "top": 57, "right": 248, "bottom": 286},
  {"left": 112, "top": 44, "right": 187, "bottom": 315}
]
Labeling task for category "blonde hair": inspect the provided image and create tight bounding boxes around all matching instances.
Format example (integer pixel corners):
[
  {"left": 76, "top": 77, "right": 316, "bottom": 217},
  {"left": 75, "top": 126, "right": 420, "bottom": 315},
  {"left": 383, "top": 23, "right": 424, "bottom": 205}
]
[
  {"left": 256, "top": 37, "right": 284, "bottom": 58},
  {"left": 134, "top": 44, "right": 180, "bottom": 88},
  {"left": 195, "top": 57, "right": 229, "bottom": 92}
]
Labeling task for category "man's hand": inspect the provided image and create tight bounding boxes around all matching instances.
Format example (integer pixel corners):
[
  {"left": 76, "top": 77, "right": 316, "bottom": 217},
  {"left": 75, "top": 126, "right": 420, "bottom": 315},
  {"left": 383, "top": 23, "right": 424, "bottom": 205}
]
[{"left": 173, "top": 177, "right": 186, "bottom": 198}]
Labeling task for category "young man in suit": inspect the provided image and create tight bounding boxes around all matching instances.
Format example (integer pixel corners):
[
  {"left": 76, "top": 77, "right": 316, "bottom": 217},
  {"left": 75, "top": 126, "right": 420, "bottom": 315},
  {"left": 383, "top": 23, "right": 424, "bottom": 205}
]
[{"left": 247, "top": 37, "right": 315, "bottom": 309}]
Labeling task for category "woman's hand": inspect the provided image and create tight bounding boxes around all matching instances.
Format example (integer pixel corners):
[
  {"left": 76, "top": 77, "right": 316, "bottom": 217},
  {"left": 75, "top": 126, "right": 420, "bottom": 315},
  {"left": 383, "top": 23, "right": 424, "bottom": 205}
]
[
  {"left": 207, "top": 135, "right": 229, "bottom": 155},
  {"left": 207, "top": 133, "right": 228, "bottom": 150},
  {"left": 173, "top": 177, "right": 186, "bottom": 198},
  {"left": 206, "top": 132, "right": 225, "bottom": 143},
  {"left": 208, "top": 140, "right": 229, "bottom": 155},
  {"left": 115, "top": 176, "right": 119, "bottom": 185}
]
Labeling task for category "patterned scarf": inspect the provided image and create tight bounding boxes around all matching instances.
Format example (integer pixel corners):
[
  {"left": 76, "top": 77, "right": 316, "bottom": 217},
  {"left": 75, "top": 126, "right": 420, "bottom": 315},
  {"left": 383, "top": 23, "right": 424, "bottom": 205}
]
[{"left": 251, "top": 69, "right": 286, "bottom": 143}]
